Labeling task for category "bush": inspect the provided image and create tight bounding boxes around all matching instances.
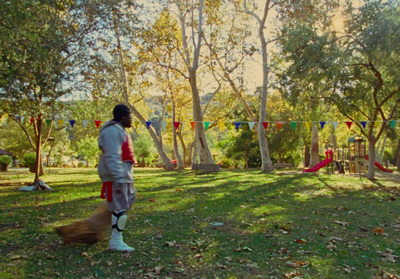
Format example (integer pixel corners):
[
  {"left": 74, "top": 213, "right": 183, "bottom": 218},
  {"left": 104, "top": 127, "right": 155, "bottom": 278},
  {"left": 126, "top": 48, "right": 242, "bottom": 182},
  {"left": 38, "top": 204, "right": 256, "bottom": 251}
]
[
  {"left": 0, "top": 155, "right": 13, "bottom": 165},
  {"left": 22, "top": 153, "right": 36, "bottom": 167},
  {"left": 220, "top": 158, "right": 232, "bottom": 168}
]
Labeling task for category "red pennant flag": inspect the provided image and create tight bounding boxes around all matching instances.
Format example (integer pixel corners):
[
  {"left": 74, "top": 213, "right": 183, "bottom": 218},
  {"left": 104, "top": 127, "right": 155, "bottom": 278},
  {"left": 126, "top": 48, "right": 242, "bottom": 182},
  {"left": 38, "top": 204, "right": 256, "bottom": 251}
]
[
  {"left": 95, "top": 120, "right": 102, "bottom": 128},
  {"left": 276, "top": 122, "right": 283, "bottom": 131},
  {"left": 30, "top": 117, "right": 34, "bottom": 125},
  {"left": 345, "top": 121, "right": 353, "bottom": 129},
  {"left": 173, "top": 122, "right": 180, "bottom": 130},
  {"left": 190, "top": 122, "right": 196, "bottom": 130},
  {"left": 262, "top": 122, "right": 269, "bottom": 129}
]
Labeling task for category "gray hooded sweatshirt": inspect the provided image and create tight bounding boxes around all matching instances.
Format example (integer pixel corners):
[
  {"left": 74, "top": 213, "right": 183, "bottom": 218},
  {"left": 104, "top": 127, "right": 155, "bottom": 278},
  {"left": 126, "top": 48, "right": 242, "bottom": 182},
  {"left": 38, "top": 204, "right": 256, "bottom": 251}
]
[{"left": 97, "top": 120, "right": 135, "bottom": 183}]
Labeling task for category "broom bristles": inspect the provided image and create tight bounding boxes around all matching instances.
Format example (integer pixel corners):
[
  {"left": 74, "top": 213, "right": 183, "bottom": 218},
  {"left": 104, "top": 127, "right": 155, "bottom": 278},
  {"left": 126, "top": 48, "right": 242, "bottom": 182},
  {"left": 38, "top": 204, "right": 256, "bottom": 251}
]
[{"left": 55, "top": 201, "right": 112, "bottom": 244}]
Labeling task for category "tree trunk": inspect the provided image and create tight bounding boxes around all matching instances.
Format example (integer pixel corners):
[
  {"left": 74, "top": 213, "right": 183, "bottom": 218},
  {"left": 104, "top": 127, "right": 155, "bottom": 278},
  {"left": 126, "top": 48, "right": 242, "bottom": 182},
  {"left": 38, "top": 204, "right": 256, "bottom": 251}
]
[
  {"left": 304, "top": 145, "right": 310, "bottom": 167},
  {"left": 172, "top": 101, "right": 184, "bottom": 170},
  {"left": 397, "top": 137, "right": 400, "bottom": 171},
  {"left": 177, "top": 131, "right": 187, "bottom": 167},
  {"left": 190, "top": 70, "right": 214, "bottom": 164},
  {"left": 310, "top": 124, "right": 319, "bottom": 167},
  {"left": 34, "top": 114, "right": 43, "bottom": 189},
  {"left": 367, "top": 136, "right": 376, "bottom": 180},
  {"left": 257, "top": 2, "right": 273, "bottom": 172}
]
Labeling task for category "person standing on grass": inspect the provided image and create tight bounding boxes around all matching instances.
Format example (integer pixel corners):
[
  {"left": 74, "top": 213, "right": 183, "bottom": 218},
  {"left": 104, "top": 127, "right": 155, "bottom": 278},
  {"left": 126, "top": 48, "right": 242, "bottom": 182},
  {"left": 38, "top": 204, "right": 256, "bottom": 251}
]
[{"left": 98, "top": 104, "right": 137, "bottom": 252}]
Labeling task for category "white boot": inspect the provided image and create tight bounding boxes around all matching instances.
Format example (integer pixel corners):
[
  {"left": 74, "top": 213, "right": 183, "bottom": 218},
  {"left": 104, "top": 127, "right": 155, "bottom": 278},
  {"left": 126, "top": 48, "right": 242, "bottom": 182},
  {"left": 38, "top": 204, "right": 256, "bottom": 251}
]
[
  {"left": 109, "top": 210, "right": 134, "bottom": 252},
  {"left": 109, "top": 229, "right": 135, "bottom": 252}
]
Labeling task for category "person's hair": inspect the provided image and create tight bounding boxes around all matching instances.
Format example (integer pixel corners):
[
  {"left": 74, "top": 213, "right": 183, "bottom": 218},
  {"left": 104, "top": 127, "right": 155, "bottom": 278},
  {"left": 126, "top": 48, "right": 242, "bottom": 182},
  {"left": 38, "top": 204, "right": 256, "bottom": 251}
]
[{"left": 113, "top": 104, "right": 130, "bottom": 122}]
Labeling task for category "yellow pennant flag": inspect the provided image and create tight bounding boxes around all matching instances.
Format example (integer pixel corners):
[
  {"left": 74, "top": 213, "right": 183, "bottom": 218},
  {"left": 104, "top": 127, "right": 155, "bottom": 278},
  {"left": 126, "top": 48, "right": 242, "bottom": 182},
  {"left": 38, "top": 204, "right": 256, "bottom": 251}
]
[
  {"left": 218, "top": 122, "right": 225, "bottom": 132},
  {"left": 134, "top": 121, "right": 140, "bottom": 129},
  {"left": 166, "top": 121, "right": 172, "bottom": 130},
  {"left": 57, "top": 119, "right": 64, "bottom": 128},
  {"left": 305, "top": 122, "right": 311, "bottom": 131}
]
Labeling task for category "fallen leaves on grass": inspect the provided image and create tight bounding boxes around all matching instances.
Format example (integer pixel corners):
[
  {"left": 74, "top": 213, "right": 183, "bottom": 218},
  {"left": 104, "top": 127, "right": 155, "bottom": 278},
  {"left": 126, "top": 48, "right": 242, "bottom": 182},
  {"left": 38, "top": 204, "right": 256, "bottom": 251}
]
[
  {"left": 378, "top": 249, "right": 398, "bottom": 263},
  {"left": 164, "top": 240, "right": 179, "bottom": 247},
  {"left": 286, "top": 260, "right": 309, "bottom": 268},
  {"left": 283, "top": 271, "right": 303, "bottom": 278},
  {"left": 373, "top": 227, "right": 385, "bottom": 235},
  {"left": 333, "top": 220, "right": 350, "bottom": 226},
  {"left": 295, "top": 239, "right": 308, "bottom": 244}
]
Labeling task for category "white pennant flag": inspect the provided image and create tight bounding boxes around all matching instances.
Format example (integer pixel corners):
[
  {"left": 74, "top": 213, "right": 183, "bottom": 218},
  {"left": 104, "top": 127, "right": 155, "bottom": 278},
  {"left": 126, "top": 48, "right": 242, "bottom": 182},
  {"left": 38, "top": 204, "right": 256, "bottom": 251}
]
[
  {"left": 21, "top": 116, "right": 25, "bottom": 123},
  {"left": 248, "top": 122, "right": 255, "bottom": 130},
  {"left": 332, "top": 121, "right": 338, "bottom": 130},
  {"left": 82, "top": 120, "right": 89, "bottom": 128},
  {"left": 161, "top": 121, "right": 167, "bottom": 130}
]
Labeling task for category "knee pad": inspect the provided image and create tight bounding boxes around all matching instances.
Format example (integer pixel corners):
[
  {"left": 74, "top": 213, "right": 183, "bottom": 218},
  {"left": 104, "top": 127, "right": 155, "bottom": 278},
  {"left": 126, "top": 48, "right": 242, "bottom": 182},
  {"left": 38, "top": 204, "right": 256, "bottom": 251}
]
[{"left": 112, "top": 210, "right": 127, "bottom": 232}]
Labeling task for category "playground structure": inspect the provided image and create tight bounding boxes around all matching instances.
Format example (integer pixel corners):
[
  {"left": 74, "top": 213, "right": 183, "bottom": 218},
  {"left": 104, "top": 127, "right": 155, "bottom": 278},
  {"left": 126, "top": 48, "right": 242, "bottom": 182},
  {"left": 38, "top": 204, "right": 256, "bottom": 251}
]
[{"left": 303, "top": 135, "right": 393, "bottom": 175}]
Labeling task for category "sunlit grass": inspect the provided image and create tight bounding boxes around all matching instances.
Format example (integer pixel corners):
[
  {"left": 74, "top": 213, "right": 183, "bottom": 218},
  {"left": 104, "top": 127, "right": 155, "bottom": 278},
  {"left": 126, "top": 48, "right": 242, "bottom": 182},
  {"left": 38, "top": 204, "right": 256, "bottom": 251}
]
[{"left": 0, "top": 167, "right": 399, "bottom": 278}]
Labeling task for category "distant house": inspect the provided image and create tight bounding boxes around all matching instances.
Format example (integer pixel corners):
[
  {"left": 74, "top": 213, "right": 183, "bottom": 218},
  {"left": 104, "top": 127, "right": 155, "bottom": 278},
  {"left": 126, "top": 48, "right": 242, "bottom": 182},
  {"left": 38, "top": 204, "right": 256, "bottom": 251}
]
[{"left": 0, "top": 148, "right": 12, "bottom": 156}]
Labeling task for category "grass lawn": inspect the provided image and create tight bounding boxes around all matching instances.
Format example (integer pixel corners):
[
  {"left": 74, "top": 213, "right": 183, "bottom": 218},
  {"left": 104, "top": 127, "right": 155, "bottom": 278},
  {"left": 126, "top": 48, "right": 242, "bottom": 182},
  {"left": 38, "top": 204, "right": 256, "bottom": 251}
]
[{"left": 0, "top": 167, "right": 399, "bottom": 279}]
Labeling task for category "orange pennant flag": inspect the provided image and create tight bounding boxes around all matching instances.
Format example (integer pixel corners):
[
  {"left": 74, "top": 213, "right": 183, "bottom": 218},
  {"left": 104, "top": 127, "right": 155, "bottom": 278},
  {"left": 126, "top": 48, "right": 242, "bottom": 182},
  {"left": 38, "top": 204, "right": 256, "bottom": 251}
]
[
  {"left": 190, "top": 122, "right": 196, "bottom": 130},
  {"left": 276, "top": 122, "right": 283, "bottom": 131}
]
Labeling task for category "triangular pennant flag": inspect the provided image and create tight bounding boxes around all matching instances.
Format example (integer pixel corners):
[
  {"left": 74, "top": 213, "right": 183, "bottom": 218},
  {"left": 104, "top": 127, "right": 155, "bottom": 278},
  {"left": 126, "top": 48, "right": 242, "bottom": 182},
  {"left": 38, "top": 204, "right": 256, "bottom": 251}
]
[
  {"left": 345, "top": 121, "right": 353, "bottom": 129},
  {"left": 320, "top": 121, "right": 326, "bottom": 130},
  {"left": 95, "top": 120, "right": 101, "bottom": 128},
  {"left": 146, "top": 121, "right": 152, "bottom": 129},
  {"left": 332, "top": 121, "right": 338, "bottom": 130},
  {"left": 262, "top": 122, "right": 269, "bottom": 129},
  {"left": 30, "top": 117, "right": 34, "bottom": 125},
  {"left": 46, "top": 119, "right": 52, "bottom": 127},
  {"left": 134, "top": 121, "right": 140, "bottom": 129},
  {"left": 190, "top": 122, "right": 196, "bottom": 130},
  {"left": 57, "top": 119, "right": 64, "bottom": 127},
  {"left": 15, "top": 115, "right": 19, "bottom": 121},
  {"left": 20, "top": 116, "right": 25, "bottom": 123},
  {"left": 82, "top": 120, "right": 89, "bottom": 128},
  {"left": 234, "top": 122, "right": 241, "bottom": 130},
  {"left": 248, "top": 122, "right": 255, "bottom": 130},
  {"left": 161, "top": 121, "right": 167, "bottom": 130},
  {"left": 360, "top": 121, "right": 367, "bottom": 129},
  {"left": 305, "top": 122, "right": 311, "bottom": 130},
  {"left": 204, "top": 122, "right": 210, "bottom": 130},
  {"left": 69, "top": 120, "right": 76, "bottom": 128},
  {"left": 276, "top": 122, "right": 283, "bottom": 131},
  {"left": 389, "top": 120, "right": 396, "bottom": 128},
  {"left": 173, "top": 121, "right": 181, "bottom": 130},
  {"left": 290, "top": 122, "right": 297, "bottom": 130}
]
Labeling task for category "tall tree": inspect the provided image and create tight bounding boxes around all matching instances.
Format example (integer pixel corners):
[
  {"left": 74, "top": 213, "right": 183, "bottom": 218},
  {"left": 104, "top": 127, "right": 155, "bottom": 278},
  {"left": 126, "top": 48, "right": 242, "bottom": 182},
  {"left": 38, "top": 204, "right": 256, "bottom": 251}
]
[
  {"left": 277, "top": 0, "right": 400, "bottom": 179},
  {"left": 0, "top": 0, "right": 83, "bottom": 188}
]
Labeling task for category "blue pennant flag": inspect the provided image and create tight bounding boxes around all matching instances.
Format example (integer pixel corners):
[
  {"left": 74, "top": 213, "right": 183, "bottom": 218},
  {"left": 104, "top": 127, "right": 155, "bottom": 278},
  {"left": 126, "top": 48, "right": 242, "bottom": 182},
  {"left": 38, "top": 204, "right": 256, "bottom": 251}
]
[
  {"left": 320, "top": 122, "right": 326, "bottom": 130},
  {"left": 69, "top": 120, "right": 76, "bottom": 127},
  {"left": 146, "top": 121, "right": 152, "bottom": 129},
  {"left": 360, "top": 121, "right": 367, "bottom": 129},
  {"left": 234, "top": 122, "right": 241, "bottom": 130}
]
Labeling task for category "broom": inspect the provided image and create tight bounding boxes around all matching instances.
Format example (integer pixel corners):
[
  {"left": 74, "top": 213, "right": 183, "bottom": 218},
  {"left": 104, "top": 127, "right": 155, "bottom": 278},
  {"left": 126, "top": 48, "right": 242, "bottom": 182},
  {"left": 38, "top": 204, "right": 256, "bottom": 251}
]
[{"left": 55, "top": 201, "right": 111, "bottom": 244}]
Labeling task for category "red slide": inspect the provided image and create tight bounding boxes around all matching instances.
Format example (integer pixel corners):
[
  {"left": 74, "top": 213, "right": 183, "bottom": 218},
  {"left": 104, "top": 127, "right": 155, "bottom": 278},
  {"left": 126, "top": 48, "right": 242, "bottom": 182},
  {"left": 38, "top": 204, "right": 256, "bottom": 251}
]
[
  {"left": 303, "top": 150, "right": 333, "bottom": 173},
  {"left": 365, "top": 155, "right": 393, "bottom": 173}
]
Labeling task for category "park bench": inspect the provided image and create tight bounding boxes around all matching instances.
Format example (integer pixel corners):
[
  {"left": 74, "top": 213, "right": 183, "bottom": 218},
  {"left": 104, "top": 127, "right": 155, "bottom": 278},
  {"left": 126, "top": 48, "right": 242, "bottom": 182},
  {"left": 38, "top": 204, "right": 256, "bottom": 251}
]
[
  {"left": 192, "top": 163, "right": 221, "bottom": 172},
  {"left": 273, "top": 163, "right": 294, "bottom": 169}
]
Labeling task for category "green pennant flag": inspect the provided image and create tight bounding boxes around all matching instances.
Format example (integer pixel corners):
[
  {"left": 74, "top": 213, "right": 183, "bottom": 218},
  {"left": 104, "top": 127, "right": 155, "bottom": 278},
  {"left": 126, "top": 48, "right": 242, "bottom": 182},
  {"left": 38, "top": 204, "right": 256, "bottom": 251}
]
[
  {"left": 389, "top": 120, "right": 396, "bottom": 129},
  {"left": 204, "top": 122, "right": 210, "bottom": 130},
  {"left": 290, "top": 122, "right": 297, "bottom": 130},
  {"left": 46, "top": 119, "right": 52, "bottom": 127}
]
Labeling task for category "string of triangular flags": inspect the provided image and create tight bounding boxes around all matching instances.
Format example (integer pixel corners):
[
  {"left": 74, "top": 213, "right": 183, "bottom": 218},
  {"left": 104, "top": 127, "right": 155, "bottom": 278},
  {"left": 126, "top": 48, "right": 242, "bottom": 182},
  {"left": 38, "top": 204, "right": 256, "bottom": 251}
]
[{"left": 1, "top": 114, "right": 398, "bottom": 131}]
